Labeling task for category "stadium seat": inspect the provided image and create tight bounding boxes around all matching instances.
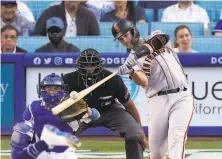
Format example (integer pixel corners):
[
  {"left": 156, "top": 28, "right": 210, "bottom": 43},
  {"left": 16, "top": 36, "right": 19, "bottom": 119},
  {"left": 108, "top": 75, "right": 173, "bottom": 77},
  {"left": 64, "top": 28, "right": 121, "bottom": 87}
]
[
  {"left": 17, "top": 36, "right": 49, "bottom": 52},
  {"left": 150, "top": 22, "right": 205, "bottom": 39},
  {"left": 65, "top": 36, "right": 126, "bottom": 52},
  {"left": 208, "top": 22, "right": 217, "bottom": 36},
  {"left": 22, "top": 0, "right": 62, "bottom": 20},
  {"left": 144, "top": 9, "right": 154, "bottom": 22},
  {"left": 17, "top": 36, "right": 126, "bottom": 53},
  {"left": 158, "top": 7, "right": 221, "bottom": 23},
  {"left": 195, "top": 1, "right": 222, "bottom": 10},
  {"left": 99, "top": 22, "right": 115, "bottom": 36},
  {"left": 206, "top": 9, "right": 221, "bottom": 22},
  {"left": 100, "top": 22, "right": 149, "bottom": 37},
  {"left": 157, "top": 8, "right": 164, "bottom": 21},
  {"left": 192, "top": 36, "right": 222, "bottom": 53}
]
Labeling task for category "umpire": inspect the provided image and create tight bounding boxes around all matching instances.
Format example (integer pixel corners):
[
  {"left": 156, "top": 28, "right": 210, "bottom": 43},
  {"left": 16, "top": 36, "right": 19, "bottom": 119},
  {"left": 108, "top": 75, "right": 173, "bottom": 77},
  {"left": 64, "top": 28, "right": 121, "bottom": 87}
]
[{"left": 63, "top": 48, "right": 146, "bottom": 159}]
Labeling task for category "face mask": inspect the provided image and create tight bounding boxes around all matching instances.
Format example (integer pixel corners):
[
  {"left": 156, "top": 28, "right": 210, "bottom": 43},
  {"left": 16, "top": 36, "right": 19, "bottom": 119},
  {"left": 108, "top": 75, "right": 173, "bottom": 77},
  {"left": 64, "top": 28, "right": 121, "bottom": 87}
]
[
  {"left": 47, "top": 27, "right": 64, "bottom": 45},
  {"left": 179, "top": 1, "right": 192, "bottom": 6}
]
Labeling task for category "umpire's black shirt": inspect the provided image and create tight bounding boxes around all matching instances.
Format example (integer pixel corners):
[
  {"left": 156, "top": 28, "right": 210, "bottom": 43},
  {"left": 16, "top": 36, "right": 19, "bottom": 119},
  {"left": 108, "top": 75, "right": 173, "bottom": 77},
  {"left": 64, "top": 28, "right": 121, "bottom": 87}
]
[{"left": 63, "top": 69, "right": 130, "bottom": 112}]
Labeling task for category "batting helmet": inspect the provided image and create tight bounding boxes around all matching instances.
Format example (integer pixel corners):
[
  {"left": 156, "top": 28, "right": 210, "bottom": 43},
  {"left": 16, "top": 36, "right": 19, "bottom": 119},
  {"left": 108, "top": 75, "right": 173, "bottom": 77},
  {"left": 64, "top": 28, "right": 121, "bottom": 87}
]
[{"left": 111, "top": 19, "right": 140, "bottom": 44}]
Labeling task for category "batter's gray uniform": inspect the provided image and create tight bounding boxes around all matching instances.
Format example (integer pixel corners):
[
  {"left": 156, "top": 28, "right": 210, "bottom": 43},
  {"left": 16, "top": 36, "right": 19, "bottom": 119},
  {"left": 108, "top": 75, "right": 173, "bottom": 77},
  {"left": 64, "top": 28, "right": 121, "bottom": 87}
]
[{"left": 132, "top": 31, "right": 194, "bottom": 159}]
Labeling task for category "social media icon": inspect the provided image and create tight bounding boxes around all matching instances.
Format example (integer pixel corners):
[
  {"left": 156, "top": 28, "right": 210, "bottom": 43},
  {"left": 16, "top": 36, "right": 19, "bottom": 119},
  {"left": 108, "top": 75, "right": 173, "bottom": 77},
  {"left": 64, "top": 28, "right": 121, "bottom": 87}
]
[
  {"left": 65, "top": 58, "right": 73, "bottom": 64},
  {"left": 44, "top": 58, "right": 51, "bottom": 64},
  {"left": 54, "top": 57, "right": 62, "bottom": 65},
  {"left": 33, "top": 57, "right": 41, "bottom": 65}
]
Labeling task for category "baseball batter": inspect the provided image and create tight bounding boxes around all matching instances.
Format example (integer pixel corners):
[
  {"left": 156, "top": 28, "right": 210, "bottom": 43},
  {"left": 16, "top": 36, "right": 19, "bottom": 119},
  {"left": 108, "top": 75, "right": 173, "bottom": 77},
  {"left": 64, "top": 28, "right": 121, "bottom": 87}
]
[{"left": 112, "top": 19, "right": 194, "bottom": 159}]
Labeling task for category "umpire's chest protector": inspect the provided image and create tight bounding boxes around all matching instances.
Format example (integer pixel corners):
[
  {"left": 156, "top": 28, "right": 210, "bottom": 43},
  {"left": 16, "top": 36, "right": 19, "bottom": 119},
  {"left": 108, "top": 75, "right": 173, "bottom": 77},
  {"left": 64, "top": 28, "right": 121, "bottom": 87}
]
[{"left": 76, "top": 81, "right": 117, "bottom": 111}]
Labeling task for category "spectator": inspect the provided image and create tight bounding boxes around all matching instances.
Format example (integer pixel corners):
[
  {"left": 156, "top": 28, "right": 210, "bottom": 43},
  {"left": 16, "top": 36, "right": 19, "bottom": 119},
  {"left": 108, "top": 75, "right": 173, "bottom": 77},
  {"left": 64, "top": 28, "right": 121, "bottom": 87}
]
[
  {"left": 1, "top": 25, "right": 27, "bottom": 53},
  {"left": 17, "top": 0, "right": 35, "bottom": 22},
  {"left": 161, "top": 0, "right": 210, "bottom": 35},
  {"left": 1, "top": 0, "right": 35, "bottom": 36},
  {"left": 101, "top": 0, "right": 146, "bottom": 24},
  {"left": 87, "top": 0, "right": 114, "bottom": 10},
  {"left": 33, "top": 1, "right": 99, "bottom": 37},
  {"left": 213, "top": 19, "right": 222, "bottom": 36},
  {"left": 49, "top": 1, "right": 101, "bottom": 21},
  {"left": 137, "top": 0, "right": 176, "bottom": 21},
  {"left": 86, "top": 0, "right": 115, "bottom": 19},
  {"left": 173, "top": 25, "right": 197, "bottom": 53},
  {"left": 80, "top": 1, "right": 101, "bottom": 21},
  {"left": 35, "top": 17, "right": 80, "bottom": 53}
]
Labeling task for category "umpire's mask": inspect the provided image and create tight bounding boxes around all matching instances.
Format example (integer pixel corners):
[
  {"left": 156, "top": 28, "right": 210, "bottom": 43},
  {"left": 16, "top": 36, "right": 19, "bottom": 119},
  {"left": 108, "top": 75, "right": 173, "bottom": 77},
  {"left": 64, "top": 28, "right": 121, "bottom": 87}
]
[{"left": 77, "top": 48, "right": 104, "bottom": 86}]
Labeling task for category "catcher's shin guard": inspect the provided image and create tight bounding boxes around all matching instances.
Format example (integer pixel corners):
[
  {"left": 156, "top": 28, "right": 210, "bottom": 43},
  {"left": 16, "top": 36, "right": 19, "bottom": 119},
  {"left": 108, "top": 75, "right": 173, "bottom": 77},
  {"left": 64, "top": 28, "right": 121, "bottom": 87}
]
[
  {"left": 41, "top": 124, "right": 81, "bottom": 149},
  {"left": 134, "top": 34, "right": 169, "bottom": 59}
]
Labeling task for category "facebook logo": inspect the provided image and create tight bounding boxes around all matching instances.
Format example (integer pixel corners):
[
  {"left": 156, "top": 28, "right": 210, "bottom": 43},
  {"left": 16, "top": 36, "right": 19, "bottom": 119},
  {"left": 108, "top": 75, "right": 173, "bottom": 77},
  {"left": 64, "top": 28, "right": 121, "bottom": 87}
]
[{"left": 33, "top": 57, "right": 41, "bottom": 65}]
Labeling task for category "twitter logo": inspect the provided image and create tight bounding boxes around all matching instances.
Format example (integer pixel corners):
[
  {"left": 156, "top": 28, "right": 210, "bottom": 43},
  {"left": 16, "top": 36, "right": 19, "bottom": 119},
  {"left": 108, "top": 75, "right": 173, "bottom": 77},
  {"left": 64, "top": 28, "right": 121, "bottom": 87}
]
[{"left": 44, "top": 58, "right": 51, "bottom": 64}]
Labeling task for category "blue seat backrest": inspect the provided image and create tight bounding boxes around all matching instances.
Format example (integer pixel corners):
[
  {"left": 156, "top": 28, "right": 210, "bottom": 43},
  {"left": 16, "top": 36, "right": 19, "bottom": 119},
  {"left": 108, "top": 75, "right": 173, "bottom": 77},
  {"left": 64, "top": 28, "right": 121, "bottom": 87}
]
[
  {"left": 150, "top": 22, "right": 204, "bottom": 38},
  {"left": 65, "top": 36, "right": 126, "bottom": 52},
  {"left": 144, "top": 9, "right": 154, "bottom": 22},
  {"left": 206, "top": 9, "right": 221, "bottom": 22},
  {"left": 195, "top": 1, "right": 222, "bottom": 10},
  {"left": 100, "top": 22, "right": 149, "bottom": 37},
  {"left": 157, "top": 8, "right": 164, "bottom": 21},
  {"left": 17, "top": 36, "right": 49, "bottom": 52},
  {"left": 192, "top": 36, "right": 222, "bottom": 53},
  {"left": 158, "top": 7, "right": 221, "bottom": 23},
  {"left": 17, "top": 36, "right": 126, "bottom": 53},
  {"left": 208, "top": 22, "right": 217, "bottom": 36},
  {"left": 23, "top": 0, "right": 62, "bottom": 20}
]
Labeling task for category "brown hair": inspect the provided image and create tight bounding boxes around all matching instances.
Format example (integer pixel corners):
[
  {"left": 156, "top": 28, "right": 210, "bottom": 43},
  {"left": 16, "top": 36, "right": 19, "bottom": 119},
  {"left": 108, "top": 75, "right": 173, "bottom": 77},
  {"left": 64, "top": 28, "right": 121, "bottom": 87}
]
[
  {"left": 1, "top": 24, "right": 19, "bottom": 37},
  {"left": 174, "top": 25, "right": 191, "bottom": 48}
]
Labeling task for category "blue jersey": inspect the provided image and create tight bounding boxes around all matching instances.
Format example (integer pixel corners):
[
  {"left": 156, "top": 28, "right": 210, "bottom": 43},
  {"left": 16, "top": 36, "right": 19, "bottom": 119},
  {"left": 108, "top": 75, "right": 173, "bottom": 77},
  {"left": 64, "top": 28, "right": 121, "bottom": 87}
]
[
  {"left": 23, "top": 100, "right": 73, "bottom": 153},
  {"left": 10, "top": 122, "right": 49, "bottom": 159}
]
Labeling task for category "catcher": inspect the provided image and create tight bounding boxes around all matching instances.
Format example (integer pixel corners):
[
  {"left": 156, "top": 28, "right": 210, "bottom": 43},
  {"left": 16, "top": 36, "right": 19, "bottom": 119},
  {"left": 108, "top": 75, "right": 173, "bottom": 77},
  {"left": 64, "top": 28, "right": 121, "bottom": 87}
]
[{"left": 11, "top": 73, "right": 100, "bottom": 159}]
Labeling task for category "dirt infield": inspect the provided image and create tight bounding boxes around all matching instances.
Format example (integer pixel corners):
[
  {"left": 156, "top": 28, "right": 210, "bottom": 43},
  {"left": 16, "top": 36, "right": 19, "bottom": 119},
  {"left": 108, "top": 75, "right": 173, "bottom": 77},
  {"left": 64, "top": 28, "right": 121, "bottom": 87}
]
[{"left": 2, "top": 135, "right": 222, "bottom": 141}]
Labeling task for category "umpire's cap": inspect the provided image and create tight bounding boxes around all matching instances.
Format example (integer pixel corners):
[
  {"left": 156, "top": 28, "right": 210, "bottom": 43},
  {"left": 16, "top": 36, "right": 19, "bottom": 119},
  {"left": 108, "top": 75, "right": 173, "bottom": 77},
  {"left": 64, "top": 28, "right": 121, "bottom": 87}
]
[{"left": 112, "top": 19, "right": 135, "bottom": 40}]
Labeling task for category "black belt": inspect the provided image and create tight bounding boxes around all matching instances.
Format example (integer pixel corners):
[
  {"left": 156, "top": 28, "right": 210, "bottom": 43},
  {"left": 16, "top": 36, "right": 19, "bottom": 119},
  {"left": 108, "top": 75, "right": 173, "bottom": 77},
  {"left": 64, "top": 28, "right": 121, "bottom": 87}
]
[{"left": 157, "top": 87, "right": 187, "bottom": 96}]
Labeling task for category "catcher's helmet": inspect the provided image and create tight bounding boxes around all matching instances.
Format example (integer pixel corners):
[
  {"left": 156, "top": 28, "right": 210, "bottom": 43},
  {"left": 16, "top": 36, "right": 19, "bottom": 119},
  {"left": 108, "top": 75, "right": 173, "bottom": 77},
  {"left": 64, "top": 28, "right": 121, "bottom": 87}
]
[
  {"left": 111, "top": 19, "right": 140, "bottom": 44},
  {"left": 37, "top": 73, "right": 68, "bottom": 109},
  {"left": 77, "top": 48, "right": 104, "bottom": 82}
]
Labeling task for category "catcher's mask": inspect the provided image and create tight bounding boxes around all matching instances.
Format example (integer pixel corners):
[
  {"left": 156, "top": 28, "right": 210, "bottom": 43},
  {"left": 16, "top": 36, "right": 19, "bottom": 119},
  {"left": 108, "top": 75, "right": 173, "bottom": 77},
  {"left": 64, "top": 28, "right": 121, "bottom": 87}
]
[
  {"left": 112, "top": 19, "right": 140, "bottom": 45},
  {"left": 37, "top": 73, "right": 68, "bottom": 109},
  {"left": 77, "top": 48, "right": 104, "bottom": 85}
]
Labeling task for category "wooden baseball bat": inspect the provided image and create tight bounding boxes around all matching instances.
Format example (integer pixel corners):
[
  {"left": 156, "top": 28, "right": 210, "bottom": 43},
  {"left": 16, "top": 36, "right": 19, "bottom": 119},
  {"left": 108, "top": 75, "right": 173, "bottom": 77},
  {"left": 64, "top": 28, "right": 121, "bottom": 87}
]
[{"left": 52, "top": 71, "right": 118, "bottom": 115}]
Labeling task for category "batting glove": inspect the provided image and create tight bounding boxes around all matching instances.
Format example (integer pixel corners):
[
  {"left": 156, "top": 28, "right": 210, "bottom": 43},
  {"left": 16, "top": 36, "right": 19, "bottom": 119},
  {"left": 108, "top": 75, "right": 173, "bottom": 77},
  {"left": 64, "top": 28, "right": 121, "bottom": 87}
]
[
  {"left": 117, "top": 55, "right": 136, "bottom": 75},
  {"left": 134, "top": 34, "right": 169, "bottom": 59}
]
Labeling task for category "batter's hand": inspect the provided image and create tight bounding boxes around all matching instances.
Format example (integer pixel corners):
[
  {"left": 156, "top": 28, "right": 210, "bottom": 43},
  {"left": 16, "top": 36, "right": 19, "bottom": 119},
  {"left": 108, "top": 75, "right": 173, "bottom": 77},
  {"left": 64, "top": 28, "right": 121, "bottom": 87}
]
[
  {"left": 117, "top": 55, "right": 136, "bottom": 75},
  {"left": 134, "top": 34, "right": 169, "bottom": 59}
]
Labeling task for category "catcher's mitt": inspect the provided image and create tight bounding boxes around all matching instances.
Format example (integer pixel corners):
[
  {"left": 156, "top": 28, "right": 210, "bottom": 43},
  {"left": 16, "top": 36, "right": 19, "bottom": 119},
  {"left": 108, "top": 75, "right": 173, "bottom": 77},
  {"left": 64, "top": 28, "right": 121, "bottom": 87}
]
[{"left": 58, "top": 95, "right": 88, "bottom": 122}]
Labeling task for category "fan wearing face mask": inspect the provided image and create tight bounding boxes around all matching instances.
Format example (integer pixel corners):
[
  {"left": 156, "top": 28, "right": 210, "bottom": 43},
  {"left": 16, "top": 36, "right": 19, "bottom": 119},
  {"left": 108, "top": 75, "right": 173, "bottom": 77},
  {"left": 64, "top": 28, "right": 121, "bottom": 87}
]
[{"left": 35, "top": 17, "right": 80, "bottom": 53}]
